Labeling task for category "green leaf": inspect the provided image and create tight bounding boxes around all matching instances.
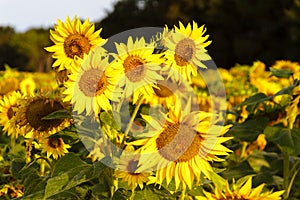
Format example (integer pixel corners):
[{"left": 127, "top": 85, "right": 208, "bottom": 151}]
[
  {"left": 264, "top": 127, "right": 300, "bottom": 156},
  {"left": 273, "top": 82, "right": 298, "bottom": 96},
  {"left": 52, "top": 153, "right": 88, "bottom": 176},
  {"left": 270, "top": 67, "right": 294, "bottom": 78},
  {"left": 11, "top": 158, "right": 26, "bottom": 179},
  {"left": 228, "top": 117, "right": 269, "bottom": 142},
  {"left": 42, "top": 109, "right": 72, "bottom": 120},
  {"left": 100, "top": 111, "right": 121, "bottom": 131},
  {"left": 237, "top": 93, "right": 271, "bottom": 107}
]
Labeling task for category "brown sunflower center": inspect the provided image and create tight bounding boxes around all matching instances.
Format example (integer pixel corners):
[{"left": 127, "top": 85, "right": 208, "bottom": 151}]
[
  {"left": 156, "top": 122, "right": 203, "bottom": 162},
  {"left": 127, "top": 160, "right": 140, "bottom": 175},
  {"left": 48, "top": 138, "right": 62, "bottom": 149},
  {"left": 64, "top": 34, "right": 91, "bottom": 58},
  {"left": 174, "top": 38, "right": 196, "bottom": 66},
  {"left": 25, "top": 99, "right": 64, "bottom": 132},
  {"left": 78, "top": 68, "right": 108, "bottom": 97},
  {"left": 123, "top": 55, "right": 145, "bottom": 82},
  {"left": 7, "top": 106, "right": 15, "bottom": 120},
  {"left": 153, "top": 84, "right": 173, "bottom": 97}
]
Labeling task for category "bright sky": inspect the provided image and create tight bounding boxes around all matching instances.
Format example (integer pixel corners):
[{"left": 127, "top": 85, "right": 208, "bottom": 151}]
[{"left": 0, "top": 0, "right": 118, "bottom": 32}]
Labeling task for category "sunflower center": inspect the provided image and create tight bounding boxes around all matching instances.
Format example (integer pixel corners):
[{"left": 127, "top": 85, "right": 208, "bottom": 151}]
[
  {"left": 64, "top": 34, "right": 91, "bottom": 58},
  {"left": 153, "top": 84, "right": 173, "bottom": 97},
  {"left": 7, "top": 106, "right": 15, "bottom": 120},
  {"left": 127, "top": 160, "right": 140, "bottom": 175},
  {"left": 174, "top": 38, "right": 196, "bottom": 66},
  {"left": 78, "top": 68, "right": 108, "bottom": 97},
  {"left": 48, "top": 138, "right": 62, "bottom": 149},
  {"left": 25, "top": 99, "right": 64, "bottom": 132},
  {"left": 123, "top": 55, "right": 145, "bottom": 82},
  {"left": 156, "top": 122, "right": 203, "bottom": 162}
]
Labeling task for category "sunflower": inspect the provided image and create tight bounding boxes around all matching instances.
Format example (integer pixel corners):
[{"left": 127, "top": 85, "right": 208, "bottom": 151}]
[
  {"left": 45, "top": 16, "right": 106, "bottom": 71},
  {"left": 0, "top": 91, "right": 23, "bottom": 138},
  {"left": 39, "top": 136, "right": 71, "bottom": 159},
  {"left": 20, "top": 77, "right": 36, "bottom": 96},
  {"left": 111, "top": 36, "right": 164, "bottom": 104},
  {"left": 15, "top": 95, "right": 71, "bottom": 140},
  {"left": 285, "top": 85, "right": 300, "bottom": 128},
  {"left": 0, "top": 77, "right": 19, "bottom": 96},
  {"left": 162, "top": 21, "right": 212, "bottom": 83},
  {"left": 199, "top": 176, "right": 284, "bottom": 200},
  {"left": 63, "top": 47, "right": 122, "bottom": 116},
  {"left": 143, "top": 74, "right": 193, "bottom": 110},
  {"left": 115, "top": 153, "right": 151, "bottom": 191},
  {"left": 271, "top": 60, "right": 300, "bottom": 86},
  {"left": 136, "top": 101, "right": 232, "bottom": 190}
]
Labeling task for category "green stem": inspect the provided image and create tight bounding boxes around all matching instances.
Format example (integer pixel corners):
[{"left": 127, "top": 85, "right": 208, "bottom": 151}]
[
  {"left": 283, "top": 152, "right": 290, "bottom": 199},
  {"left": 10, "top": 137, "right": 15, "bottom": 154},
  {"left": 119, "top": 95, "right": 144, "bottom": 154}
]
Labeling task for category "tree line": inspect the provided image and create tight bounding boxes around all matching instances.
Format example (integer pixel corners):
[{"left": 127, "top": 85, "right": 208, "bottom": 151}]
[{"left": 1, "top": 0, "right": 300, "bottom": 71}]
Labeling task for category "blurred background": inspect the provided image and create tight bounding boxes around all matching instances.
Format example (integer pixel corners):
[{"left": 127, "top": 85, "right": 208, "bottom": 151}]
[{"left": 1, "top": 0, "right": 300, "bottom": 72}]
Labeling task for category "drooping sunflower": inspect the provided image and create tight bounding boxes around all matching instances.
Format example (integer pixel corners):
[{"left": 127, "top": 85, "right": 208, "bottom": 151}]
[
  {"left": 111, "top": 36, "right": 164, "bottom": 104},
  {"left": 199, "top": 176, "right": 284, "bottom": 200},
  {"left": 162, "top": 21, "right": 212, "bottom": 83},
  {"left": 15, "top": 95, "right": 71, "bottom": 140},
  {"left": 63, "top": 47, "right": 122, "bottom": 116},
  {"left": 45, "top": 16, "right": 106, "bottom": 71},
  {"left": 115, "top": 153, "right": 151, "bottom": 191},
  {"left": 39, "top": 136, "right": 71, "bottom": 159},
  {"left": 136, "top": 101, "right": 232, "bottom": 190},
  {"left": 0, "top": 91, "right": 23, "bottom": 138}
]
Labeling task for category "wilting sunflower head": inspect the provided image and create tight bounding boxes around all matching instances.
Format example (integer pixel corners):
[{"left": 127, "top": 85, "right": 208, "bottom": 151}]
[
  {"left": 162, "top": 21, "right": 212, "bottom": 83},
  {"left": 63, "top": 48, "right": 122, "bottom": 115},
  {"left": 200, "top": 176, "right": 284, "bottom": 200},
  {"left": 39, "top": 136, "right": 71, "bottom": 160},
  {"left": 45, "top": 16, "right": 107, "bottom": 71},
  {"left": 136, "top": 101, "right": 232, "bottom": 190},
  {"left": 15, "top": 95, "right": 71, "bottom": 140},
  {"left": 0, "top": 91, "right": 23, "bottom": 138},
  {"left": 111, "top": 36, "right": 164, "bottom": 104}
]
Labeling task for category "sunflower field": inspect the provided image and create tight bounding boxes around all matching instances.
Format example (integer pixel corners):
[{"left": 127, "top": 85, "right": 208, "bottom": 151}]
[{"left": 0, "top": 16, "right": 300, "bottom": 200}]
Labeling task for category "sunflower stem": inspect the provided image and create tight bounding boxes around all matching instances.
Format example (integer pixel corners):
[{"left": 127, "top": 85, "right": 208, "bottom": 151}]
[
  {"left": 283, "top": 152, "right": 290, "bottom": 199},
  {"left": 119, "top": 95, "right": 144, "bottom": 154},
  {"left": 10, "top": 137, "right": 16, "bottom": 154}
]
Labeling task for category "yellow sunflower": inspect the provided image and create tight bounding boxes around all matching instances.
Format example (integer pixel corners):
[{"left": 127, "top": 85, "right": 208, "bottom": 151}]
[
  {"left": 115, "top": 153, "right": 151, "bottom": 191},
  {"left": 162, "top": 21, "right": 212, "bottom": 83},
  {"left": 39, "top": 136, "right": 71, "bottom": 159},
  {"left": 111, "top": 36, "right": 164, "bottom": 104},
  {"left": 0, "top": 91, "right": 23, "bottom": 138},
  {"left": 0, "top": 77, "right": 19, "bottom": 96},
  {"left": 285, "top": 85, "right": 300, "bottom": 128},
  {"left": 135, "top": 101, "right": 232, "bottom": 190},
  {"left": 20, "top": 77, "right": 36, "bottom": 96},
  {"left": 45, "top": 16, "right": 106, "bottom": 71},
  {"left": 199, "top": 176, "right": 284, "bottom": 200},
  {"left": 15, "top": 95, "right": 71, "bottom": 140},
  {"left": 63, "top": 47, "right": 122, "bottom": 116},
  {"left": 144, "top": 74, "right": 193, "bottom": 110}
]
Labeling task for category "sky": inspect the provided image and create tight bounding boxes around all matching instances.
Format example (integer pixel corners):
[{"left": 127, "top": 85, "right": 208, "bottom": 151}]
[{"left": 0, "top": 0, "right": 117, "bottom": 32}]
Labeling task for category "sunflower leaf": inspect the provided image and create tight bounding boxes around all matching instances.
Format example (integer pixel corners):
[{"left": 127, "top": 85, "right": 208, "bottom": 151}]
[
  {"left": 42, "top": 109, "right": 72, "bottom": 120},
  {"left": 270, "top": 67, "right": 294, "bottom": 78},
  {"left": 265, "top": 127, "right": 300, "bottom": 156}
]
